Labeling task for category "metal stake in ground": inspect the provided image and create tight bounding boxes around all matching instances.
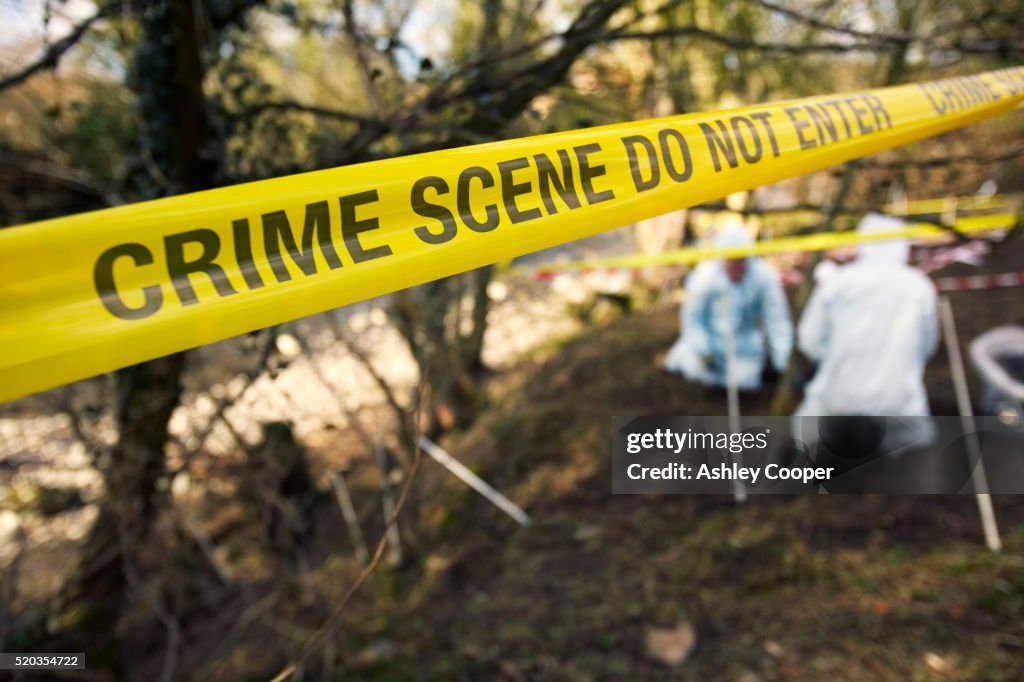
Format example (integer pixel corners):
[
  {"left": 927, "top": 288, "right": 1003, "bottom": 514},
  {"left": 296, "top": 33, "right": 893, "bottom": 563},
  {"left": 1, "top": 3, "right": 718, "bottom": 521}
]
[
  {"left": 331, "top": 471, "right": 370, "bottom": 565},
  {"left": 374, "top": 445, "right": 404, "bottom": 566},
  {"left": 938, "top": 296, "right": 1002, "bottom": 552},
  {"left": 722, "top": 292, "right": 747, "bottom": 504},
  {"left": 418, "top": 436, "right": 532, "bottom": 527}
]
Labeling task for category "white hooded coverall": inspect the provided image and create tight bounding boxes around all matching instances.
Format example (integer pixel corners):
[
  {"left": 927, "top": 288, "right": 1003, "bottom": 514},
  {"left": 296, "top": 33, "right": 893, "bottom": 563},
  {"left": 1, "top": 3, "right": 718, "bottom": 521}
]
[
  {"left": 665, "top": 222, "right": 794, "bottom": 391},
  {"left": 794, "top": 213, "right": 939, "bottom": 417}
]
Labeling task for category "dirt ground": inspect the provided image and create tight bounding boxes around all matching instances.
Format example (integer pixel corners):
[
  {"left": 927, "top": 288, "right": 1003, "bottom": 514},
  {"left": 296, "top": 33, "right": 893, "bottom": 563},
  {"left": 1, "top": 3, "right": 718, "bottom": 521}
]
[{"left": 264, "top": 230, "right": 1024, "bottom": 681}]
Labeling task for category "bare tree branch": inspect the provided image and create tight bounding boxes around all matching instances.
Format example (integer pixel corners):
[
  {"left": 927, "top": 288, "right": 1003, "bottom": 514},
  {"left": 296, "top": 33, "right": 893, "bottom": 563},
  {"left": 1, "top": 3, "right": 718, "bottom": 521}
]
[
  {"left": 340, "top": 0, "right": 386, "bottom": 114},
  {"left": 608, "top": 22, "right": 1024, "bottom": 55},
  {"left": 445, "top": 0, "right": 630, "bottom": 141},
  {"left": 0, "top": 154, "right": 124, "bottom": 205},
  {"left": 751, "top": 0, "right": 1024, "bottom": 55},
  {"left": 0, "top": 6, "right": 111, "bottom": 93},
  {"left": 754, "top": 0, "right": 914, "bottom": 44},
  {"left": 609, "top": 24, "right": 882, "bottom": 52},
  {"left": 240, "top": 100, "right": 379, "bottom": 126},
  {"left": 327, "top": 316, "right": 418, "bottom": 457},
  {"left": 179, "top": 330, "right": 277, "bottom": 466},
  {"left": 286, "top": 329, "right": 380, "bottom": 454},
  {"left": 57, "top": 392, "right": 111, "bottom": 458},
  {"left": 240, "top": 100, "right": 496, "bottom": 150},
  {"left": 240, "top": 0, "right": 680, "bottom": 160}
]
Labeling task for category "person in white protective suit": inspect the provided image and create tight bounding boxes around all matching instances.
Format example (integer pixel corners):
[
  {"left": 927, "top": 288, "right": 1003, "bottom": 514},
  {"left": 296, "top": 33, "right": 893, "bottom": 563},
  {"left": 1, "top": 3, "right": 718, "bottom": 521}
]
[
  {"left": 794, "top": 213, "right": 939, "bottom": 452},
  {"left": 665, "top": 218, "right": 793, "bottom": 391}
]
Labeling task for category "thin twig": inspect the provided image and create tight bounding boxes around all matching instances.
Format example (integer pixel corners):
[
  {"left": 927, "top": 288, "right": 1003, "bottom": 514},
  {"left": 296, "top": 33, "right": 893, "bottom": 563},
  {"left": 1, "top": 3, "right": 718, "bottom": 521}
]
[
  {"left": 181, "top": 329, "right": 277, "bottom": 466},
  {"left": 201, "top": 593, "right": 281, "bottom": 679},
  {"left": 268, "top": 447, "right": 423, "bottom": 682},
  {"left": 332, "top": 472, "right": 370, "bottom": 565},
  {"left": 174, "top": 509, "right": 233, "bottom": 585},
  {"left": 292, "top": 331, "right": 378, "bottom": 453},
  {"left": 327, "top": 318, "right": 415, "bottom": 453},
  {"left": 57, "top": 390, "right": 111, "bottom": 458},
  {"left": 268, "top": 372, "right": 427, "bottom": 682}
]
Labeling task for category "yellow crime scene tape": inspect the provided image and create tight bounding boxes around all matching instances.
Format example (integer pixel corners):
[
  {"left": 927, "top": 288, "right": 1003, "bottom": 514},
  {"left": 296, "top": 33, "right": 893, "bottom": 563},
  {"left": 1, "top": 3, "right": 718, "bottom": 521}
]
[
  {"left": 884, "top": 193, "right": 1021, "bottom": 215},
  {"left": 697, "top": 193, "right": 1020, "bottom": 218},
  {"left": 531, "top": 213, "right": 1019, "bottom": 272},
  {"left": 2, "top": 66, "right": 1024, "bottom": 402},
  {"left": 681, "top": 195, "right": 1022, "bottom": 236}
]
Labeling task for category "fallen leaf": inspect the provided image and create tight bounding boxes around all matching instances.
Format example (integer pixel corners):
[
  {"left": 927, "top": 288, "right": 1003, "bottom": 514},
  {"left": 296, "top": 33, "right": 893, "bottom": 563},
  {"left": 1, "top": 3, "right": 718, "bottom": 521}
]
[
  {"left": 924, "top": 651, "right": 950, "bottom": 673},
  {"left": 645, "top": 622, "right": 697, "bottom": 666}
]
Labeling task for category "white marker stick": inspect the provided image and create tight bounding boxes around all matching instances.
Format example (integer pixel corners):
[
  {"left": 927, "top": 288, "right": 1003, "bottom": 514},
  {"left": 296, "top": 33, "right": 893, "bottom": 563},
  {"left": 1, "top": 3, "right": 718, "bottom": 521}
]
[
  {"left": 418, "top": 436, "right": 532, "bottom": 527},
  {"left": 939, "top": 296, "right": 1001, "bottom": 552},
  {"left": 723, "top": 292, "right": 747, "bottom": 504}
]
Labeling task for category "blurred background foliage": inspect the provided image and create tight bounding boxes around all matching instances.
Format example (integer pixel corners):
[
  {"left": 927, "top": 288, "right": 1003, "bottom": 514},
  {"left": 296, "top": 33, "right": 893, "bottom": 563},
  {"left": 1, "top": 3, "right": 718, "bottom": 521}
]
[{"left": 3, "top": 0, "right": 1022, "bottom": 224}]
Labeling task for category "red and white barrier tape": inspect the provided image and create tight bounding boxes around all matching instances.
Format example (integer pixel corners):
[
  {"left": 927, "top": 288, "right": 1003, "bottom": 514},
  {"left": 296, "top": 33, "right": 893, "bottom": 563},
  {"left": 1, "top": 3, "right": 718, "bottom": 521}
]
[{"left": 936, "top": 271, "right": 1024, "bottom": 291}]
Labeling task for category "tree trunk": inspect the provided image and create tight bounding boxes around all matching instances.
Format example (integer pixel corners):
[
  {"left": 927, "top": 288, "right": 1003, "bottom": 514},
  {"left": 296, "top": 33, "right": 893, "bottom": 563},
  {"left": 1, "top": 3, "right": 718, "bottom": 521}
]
[
  {"left": 55, "top": 0, "right": 215, "bottom": 670},
  {"left": 54, "top": 354, "right": 186, "bottom": 667},
  {"left": 390, "top": 266, "right": 493, "bottom": 441}
]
